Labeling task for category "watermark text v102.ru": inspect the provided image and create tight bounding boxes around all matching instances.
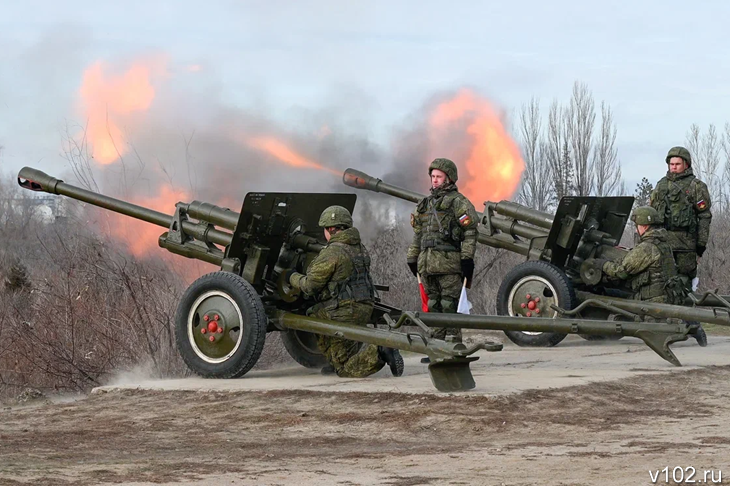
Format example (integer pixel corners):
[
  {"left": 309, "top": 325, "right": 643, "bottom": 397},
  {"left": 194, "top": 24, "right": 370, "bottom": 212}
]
[{"left": 649, "top": 466, "right": 722, "bottom": 484}]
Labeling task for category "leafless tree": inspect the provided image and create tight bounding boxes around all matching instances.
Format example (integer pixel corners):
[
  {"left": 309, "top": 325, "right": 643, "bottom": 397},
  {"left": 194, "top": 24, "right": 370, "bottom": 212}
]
[
  {"left": 516, "top": 98, "right": 552, "bottom": 212},
  {"left": 593, "top": 102, "right": 622, "bottom": 196},
  {"left": 565, "top": 81, "right": 595, "bottom": 196},
  {"left": 685, "top": 123, "right": 701, "bottom": 176},
  {"left": 721, "top": 123, "right": 730, "bottom": 212},
  {"left": 62, "top": 121, "right": 100, "bottom": 193},
  {"left": 545, "top": 100, "right": 573, "bottom": 202},
  {"left": 686, "top": 123, "right": 724, "bottom": 213}
]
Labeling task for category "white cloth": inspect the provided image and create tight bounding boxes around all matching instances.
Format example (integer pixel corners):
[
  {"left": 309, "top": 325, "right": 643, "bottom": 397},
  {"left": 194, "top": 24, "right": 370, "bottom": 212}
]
[
  {"left": 457, "top": 283, "right": 472, "bottom": 314},
  {"left": 691, "top": 277, "right": 699, "bottom": 292}
]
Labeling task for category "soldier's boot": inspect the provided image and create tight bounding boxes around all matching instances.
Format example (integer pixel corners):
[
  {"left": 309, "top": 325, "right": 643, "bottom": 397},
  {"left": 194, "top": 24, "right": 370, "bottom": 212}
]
[
  {"left": 691, "top": 325, "right": 708, "bottom": 347},
  {"left": 320, "top": 364, "right": 336, "bottom": 375},
  {"left": 685, "top": 320, "right": 708, "bottom": 347},
  {"left": 378, "top": 347, "right": 404, "bottom": 377}
]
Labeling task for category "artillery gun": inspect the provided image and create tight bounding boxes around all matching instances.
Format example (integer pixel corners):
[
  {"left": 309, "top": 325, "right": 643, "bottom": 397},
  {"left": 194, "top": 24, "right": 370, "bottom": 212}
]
[
  {"left": 17, "top": 167, "right": 730, "bottom": 392},
  {"left": 343, "top": 168, "right": 730, "bottom": 347}
]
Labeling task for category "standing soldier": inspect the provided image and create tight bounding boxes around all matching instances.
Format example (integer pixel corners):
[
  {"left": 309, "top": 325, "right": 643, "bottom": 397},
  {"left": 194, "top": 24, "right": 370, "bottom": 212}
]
[
  {"left": 287, "top": 205, "right": 404, "bottom": 377},
  {"left": 599, "top": 206, "right": 707, "bottom": 346},
  {"left": 650, "top": 146, "right": 712, "bottom": 292},
  {"left": 406, "top": 158, "right": 479, "bottom": 363}
]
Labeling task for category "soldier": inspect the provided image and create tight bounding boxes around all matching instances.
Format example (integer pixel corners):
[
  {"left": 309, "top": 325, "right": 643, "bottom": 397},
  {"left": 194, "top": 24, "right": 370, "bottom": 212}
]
[
  {"left": 650, "top": 146, "right": 712, "bottom": 293},
  {"left": 286, "top": 205, "right": 404, "bottom": 377},
  {"left": 406, "top": 158, "right": 479, "bottom": 363},
  {"left": 599, "top": 206, "right": 707, "bottom": 346}
]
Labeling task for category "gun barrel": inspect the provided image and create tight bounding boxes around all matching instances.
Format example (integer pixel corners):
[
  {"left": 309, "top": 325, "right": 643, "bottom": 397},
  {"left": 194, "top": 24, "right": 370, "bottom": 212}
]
[
  {"left": 343, "top": 168, "right": 424, "bottom": 204},
  {"left": 488, "top": 215, "right": 549, "bottom": 240},
  {"left": 184, "top": 201, "right": 239, "bottom": 231},
  {"left": 343, "top": 168, "right": 549, "bottom": 239},
  {"left": 484, "top": 201, "right": 554, "bottom": 230},
  {"left": 478, "top": 232, "right": 544, "bottom": 259},
  {"left": 18, "top": 167, "right": 233, "bottom": 248}
]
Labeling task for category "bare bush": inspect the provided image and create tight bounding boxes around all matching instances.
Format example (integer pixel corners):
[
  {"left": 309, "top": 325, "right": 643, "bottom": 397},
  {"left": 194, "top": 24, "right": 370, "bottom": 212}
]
[{"left": 0, "top": 221, "right": 189, "bottom": 398}]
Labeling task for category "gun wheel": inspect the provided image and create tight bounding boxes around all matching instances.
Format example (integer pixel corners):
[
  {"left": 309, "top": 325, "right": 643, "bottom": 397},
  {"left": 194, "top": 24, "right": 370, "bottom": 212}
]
[
  {"left": 175, "top": 272, "right": 267, "bottom": 378},
  {"left": 497, "top": 261, "right": 574, "bottom": 347},
  {"left": 280, "top": 329, "right": 329, "bottom": 368}
]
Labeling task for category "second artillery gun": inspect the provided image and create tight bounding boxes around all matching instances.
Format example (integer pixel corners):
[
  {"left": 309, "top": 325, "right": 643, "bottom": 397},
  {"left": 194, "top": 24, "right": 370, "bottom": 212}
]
[
  {"left": 16, "top": 166, "right": 730, "bottom": 392},
  {"left": 343, "top": 168, "right": 730, "bottom": 347}
]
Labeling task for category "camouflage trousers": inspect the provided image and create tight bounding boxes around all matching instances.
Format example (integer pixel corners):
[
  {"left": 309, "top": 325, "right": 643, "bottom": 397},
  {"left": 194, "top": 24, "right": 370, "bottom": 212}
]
[
  {"left": 632, "top": 294, "right": 669, "bottom": 304},
  {"left": 310, "top": 303, "right": 385, "bottom": 378},
  {"left": 422, "top": 273, "right": 463, "bottom": 341},
  {"left": 674, "top": 251, "right": 698, "bottom": 291}
]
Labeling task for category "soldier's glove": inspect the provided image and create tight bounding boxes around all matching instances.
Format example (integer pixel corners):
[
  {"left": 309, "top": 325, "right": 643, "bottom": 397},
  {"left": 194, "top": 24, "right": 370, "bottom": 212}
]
[
  {"left": 283, "top": 268, "right": 296, "bottom": 285},
  {"left": 461, "top": 259, "right": 475, "bottom": 289},
  {"left": 696, "top": 245, "right": 706, "bottom": 258},
  {"left": 593, "top": 258, "right": 609, "bottom": 270},
  {"left": 407, "top": 260, "right": 418, "bottom": 277}
]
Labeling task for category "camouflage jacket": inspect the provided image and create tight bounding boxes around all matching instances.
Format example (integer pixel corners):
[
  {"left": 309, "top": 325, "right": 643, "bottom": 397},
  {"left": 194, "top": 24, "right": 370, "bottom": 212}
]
[
  {"left": 406, "top": 183, "right": 478, "bottom": 276},
  {"left": 649, "top": 168, "right": 712, "bottom": 255},
  {"left": 602, "top": 227, "right": 681, "bottom": 301},
  {"left": 290, "top": 227, "right": 375, "bottom": 310}
]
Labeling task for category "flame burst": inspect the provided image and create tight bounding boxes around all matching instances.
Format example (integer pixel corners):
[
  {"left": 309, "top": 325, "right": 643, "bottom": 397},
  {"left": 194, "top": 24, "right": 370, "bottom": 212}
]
[
  {"left": 79, "top": 61, "right": 158, "bottom": 164},
  {"left": 245, "top": 136, "right": 341, "bottom": 176},
  {"left": 429, "top": 89, "right": 524, "bottom": 203},
  {"left": 99, "top": 186, "right": 221, "bottom": 283},
  {"left": 105, "top": 186, "right": 191, "bottom": 257}
]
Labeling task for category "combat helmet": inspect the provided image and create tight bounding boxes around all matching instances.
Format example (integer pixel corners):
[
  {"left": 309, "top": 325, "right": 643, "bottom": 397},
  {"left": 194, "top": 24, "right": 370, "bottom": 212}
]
[
  {"left": 666, "top": 146, "right": 692, "bottom": 166},
  {"left": 318, "top": 205, "right": 353, "bottom": 228},
  {"left": 630, "top": 206, "right": 660, "bottom": 225},
  {"left": 428, "top": 158, "right": 458, "bottom": 183}
]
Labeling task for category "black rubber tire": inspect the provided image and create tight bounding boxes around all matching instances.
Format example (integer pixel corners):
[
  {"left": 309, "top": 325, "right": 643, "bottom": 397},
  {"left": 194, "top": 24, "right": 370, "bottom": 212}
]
[
  {"left": 175, "top": 272, "right": 267, "bottom": 378},
  {"left": 496, "top": 261, "right": 574, "bottom": 347},
  {"left": 280, "top": 329, "right": 329, "bottom": 368}
]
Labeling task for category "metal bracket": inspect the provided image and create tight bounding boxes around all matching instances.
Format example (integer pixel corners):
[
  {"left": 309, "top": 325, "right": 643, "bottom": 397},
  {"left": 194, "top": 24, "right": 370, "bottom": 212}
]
[
  {"left": 168, "top": 205, "right": 190, "bottom": 245},
  {"left": 482, "top": 203, "right": 494, "bottom": 236},
  {"left": 551, "top": 299, "right": 641, "bottom": 322},
  {"left": 395, "top": 312, "right": 435, "bottom": 337},
  {"left": 526, "top": 235, "right": 548, "bottom": 262},
  {"left": 690, "top": 290, "right": 730, "bottom": 310}
]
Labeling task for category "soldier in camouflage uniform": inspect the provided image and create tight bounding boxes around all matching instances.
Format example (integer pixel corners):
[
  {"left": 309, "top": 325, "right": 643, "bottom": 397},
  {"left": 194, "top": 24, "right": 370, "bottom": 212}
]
[
  {"left": 407, "top": 158, "right": 479, "bottom": 363},
  {"left": 600, "top": 206, "right": 707, "bottom": 346},
  {"left": 287, "top": 205, "right": 404, "bottom": 377},
  {"left": 650, "top": 146, "right": 712, "bottom": 292}
]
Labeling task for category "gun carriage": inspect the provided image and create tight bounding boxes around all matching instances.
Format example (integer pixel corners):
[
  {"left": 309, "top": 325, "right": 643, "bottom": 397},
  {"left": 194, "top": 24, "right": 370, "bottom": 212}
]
[{"left": 16, "top": 166, "right": 730, "bottom": 392}]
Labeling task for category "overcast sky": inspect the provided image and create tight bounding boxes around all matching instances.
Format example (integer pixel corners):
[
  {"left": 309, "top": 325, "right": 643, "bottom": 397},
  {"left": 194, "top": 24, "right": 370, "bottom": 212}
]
[{"left": 2, "top": 0, "right": 729, "bottom": 192}]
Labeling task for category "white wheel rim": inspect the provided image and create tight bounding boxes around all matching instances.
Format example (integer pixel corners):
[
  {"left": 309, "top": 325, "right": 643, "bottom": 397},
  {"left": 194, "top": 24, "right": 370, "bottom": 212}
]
[
  {"left": 187, "top": 290, "right": 244, "bottom": 364},
  {"left": 507, "top": 275, "right": 561, "bottom": 336}
]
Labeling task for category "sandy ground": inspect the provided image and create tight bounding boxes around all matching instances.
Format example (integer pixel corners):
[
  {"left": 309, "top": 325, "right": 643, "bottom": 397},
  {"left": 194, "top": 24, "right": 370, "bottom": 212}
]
[{"left": 2, "top": 333, "right": 730, "bottom": 485}]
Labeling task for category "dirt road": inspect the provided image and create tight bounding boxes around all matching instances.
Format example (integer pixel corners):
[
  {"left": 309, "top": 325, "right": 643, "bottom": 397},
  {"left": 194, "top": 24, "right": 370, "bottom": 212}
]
[{"left": 2, "top": 335, "right": 730, "bottom": 485}]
